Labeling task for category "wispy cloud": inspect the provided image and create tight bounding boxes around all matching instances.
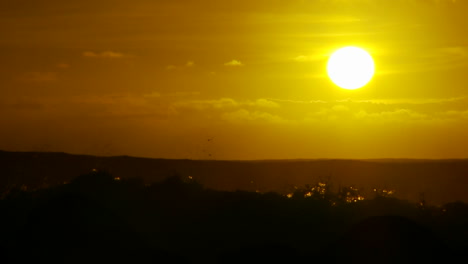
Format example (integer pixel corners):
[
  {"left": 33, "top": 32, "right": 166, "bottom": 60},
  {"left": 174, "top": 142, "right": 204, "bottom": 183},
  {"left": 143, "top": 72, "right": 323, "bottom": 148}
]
[
  {"left": 222, "top": 109, "right": 285, "bottom": 123},
  {"left": 267, "top": 97, "right": 466, "bottom": 106},
  {"left": 224, "top": 60, "right": 244, "bottom": 66},
  {"left": 251, "top": 99, "right": 280, "bottom": 108},
  {"left": 143, "top": 91, "right": 200, "bottom": 98},
  {"left": 173, "top": 98, "right": 279, "bottom": 111},
  {"left": 83, "top": 51, "right": 129, "bottom": 58},
  {"left": 267, "top": 98, "right": 327, "bottom": 104},
  {"left": 336, "top": 97, "right": 467, "bottom": 105},
  {"left": 436, "top": 110, "right": 468, "bottom": 121},
  {"left": 4, "top": 94, "right": 468, "bottom": 126},
  {"left": 166, "top": 61, "right": 196, "bottom": 70},
  {"left": 354, "top": 109, "right": 428, "bottom": 122},
  {"left": 173, "top": 98, "right": 239, "bottom": 111}
]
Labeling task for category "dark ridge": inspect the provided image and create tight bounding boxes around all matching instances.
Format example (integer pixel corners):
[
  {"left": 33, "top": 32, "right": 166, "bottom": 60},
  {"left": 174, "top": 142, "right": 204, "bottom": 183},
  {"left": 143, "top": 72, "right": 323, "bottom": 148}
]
[
  {"left": 1, "top": 150, "right": 468, "bottom": 205},
  {"left": 1, "top": 171, "right": 466, "bottom": 263}
]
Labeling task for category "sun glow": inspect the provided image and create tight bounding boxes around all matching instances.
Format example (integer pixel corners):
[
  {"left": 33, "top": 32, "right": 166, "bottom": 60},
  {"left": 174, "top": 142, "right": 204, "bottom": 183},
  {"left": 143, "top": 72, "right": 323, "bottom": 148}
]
[{"left": 327, "top": 47, "right": 375, "bottom": 90}]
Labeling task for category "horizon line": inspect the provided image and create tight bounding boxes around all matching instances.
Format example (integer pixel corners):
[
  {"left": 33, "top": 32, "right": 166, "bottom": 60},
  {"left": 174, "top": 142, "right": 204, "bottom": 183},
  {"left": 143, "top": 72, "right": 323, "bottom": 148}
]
[{"left": 2, "top": 149, "right": 468, "bottom": 162}]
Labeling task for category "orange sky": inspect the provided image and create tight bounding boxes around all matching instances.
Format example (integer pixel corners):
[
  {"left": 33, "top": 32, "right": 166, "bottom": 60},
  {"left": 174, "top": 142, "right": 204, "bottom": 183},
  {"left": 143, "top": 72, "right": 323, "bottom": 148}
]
[{"left": 1, "top": 0, "right": 468, "bottom": 159}]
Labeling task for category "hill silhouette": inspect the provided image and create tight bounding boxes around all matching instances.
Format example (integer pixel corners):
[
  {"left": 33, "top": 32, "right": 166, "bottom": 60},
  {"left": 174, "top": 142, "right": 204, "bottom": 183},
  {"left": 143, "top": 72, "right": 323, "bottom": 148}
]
[
  {"left": 1, "top": 150, "right": 468, "bottom": 205},
  {"left": 1, "top": 171, "right": 466, "bottom": 263}
]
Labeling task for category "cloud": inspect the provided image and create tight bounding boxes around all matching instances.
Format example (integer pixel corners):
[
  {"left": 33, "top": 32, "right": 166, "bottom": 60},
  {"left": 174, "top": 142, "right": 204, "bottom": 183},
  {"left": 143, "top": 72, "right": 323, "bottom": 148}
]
[
  {"left": 173, "top": 98, "right": 279, "bottom": 112},
  {"left": 222, "top": 109, "right": 284, "bottom": 123},
  {"left": 143, "top": 91, "right": 200, "bottom": 98},
  {"left": 267, "top": 98, "right": 328, "bottom": 104},
  {"left": 436, "top": 110, "right": 468, "bottom": 121},
  {"left": 354, "top": 109, "right": 428, "bottom": 122},
  {"left": 166, "top": 61, "right": 195, "bottom": 70},
  {"left": 324, "top": 0, "right": 460, "bottom": 5},
  {"left": 21, "top": 72, "right": 58, "bottom": 82},
  {"left": 310, "top": 104, "right": 353, "bottom": 121},
  {"left": 171, "top": 97, "right": 467, "bottom": 124},
  {"left": 6, "top": 93, "right": 468, "bottom": 127},
  {"left": 173, "top": 98, "right": 239, "bottom": 111},
  {"left": 267, "top": 97, "right": 466, "bottom": 106},
  {"left": 82, "top": 51, "right": 128, "bottom": 58},
  {"left": 305, "top": 104, "right": 434, "bottom": 123},
  {"left": 331, "top": 105, "right": 349, "bottom": 112},
  {"left": 224, "top": 60, "right": 244, "bottom": 66},
  {"left": 250, "top": 99, "right": 280, "bottom": 108},
  {"left": 170, "top": 98, "right": 283, "bottom": 123},
  {"left": 337, "top": 97, "right": 468, "bottom": 106},
  {"left": 64, "top": 96, "right": 280, "bottom": 122}
]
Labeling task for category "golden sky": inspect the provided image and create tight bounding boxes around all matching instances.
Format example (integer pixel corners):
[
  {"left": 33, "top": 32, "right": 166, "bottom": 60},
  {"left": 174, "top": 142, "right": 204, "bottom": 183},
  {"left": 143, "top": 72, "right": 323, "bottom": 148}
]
[{"left": 1, "top": 0, "right": 468, "bottom": 159}]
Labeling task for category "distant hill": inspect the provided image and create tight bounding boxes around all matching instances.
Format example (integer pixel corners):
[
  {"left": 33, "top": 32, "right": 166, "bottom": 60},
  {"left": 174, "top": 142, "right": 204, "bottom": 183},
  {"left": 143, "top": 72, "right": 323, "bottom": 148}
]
[{"left": 1, "top": 150, "right": 467, "bottom": 205}]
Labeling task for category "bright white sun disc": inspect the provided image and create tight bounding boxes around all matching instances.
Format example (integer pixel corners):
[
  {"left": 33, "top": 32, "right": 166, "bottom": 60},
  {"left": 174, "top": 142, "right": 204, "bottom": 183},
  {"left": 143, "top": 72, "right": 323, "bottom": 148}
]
[{"left": 327, "top": 47, "right": 375, "bottom": 90}]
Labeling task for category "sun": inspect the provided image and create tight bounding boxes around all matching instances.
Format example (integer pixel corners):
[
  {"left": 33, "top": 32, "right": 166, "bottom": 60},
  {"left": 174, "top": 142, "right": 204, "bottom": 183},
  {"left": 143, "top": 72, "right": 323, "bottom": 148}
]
[{"left": 327, "top": 47, "right": 375, "bottom": 90}]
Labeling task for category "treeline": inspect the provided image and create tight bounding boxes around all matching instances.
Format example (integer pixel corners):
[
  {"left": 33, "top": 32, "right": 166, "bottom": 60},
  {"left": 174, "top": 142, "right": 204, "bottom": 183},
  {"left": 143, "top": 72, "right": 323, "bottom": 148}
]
[{"left": 1, "top": 171, "right": 467, "bottom": 263}]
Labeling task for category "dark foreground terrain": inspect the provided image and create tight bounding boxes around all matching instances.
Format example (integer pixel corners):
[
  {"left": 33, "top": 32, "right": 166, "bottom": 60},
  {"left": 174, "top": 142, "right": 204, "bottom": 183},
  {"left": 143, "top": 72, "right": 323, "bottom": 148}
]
[
  {"left": 2, "top": 150, "right": 468, "bottom": 205},
  {"left": 1, "top": 171, "right": 467, "bottom": 263}
]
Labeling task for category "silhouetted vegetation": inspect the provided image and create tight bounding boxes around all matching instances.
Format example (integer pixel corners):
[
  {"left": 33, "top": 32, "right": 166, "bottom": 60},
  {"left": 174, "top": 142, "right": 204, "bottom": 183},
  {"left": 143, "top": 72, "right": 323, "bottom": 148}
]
[{"left": 0, "top": 170, "right": 467, "bottom": 263}]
